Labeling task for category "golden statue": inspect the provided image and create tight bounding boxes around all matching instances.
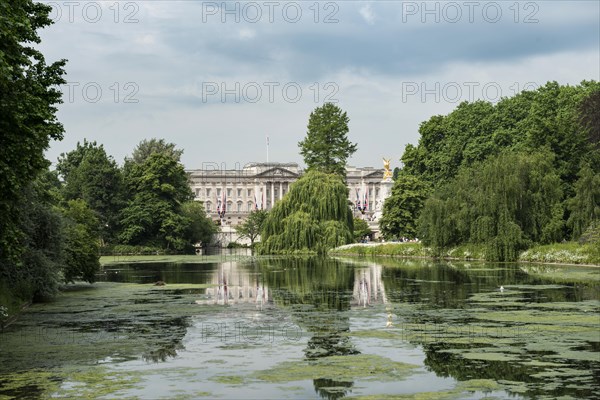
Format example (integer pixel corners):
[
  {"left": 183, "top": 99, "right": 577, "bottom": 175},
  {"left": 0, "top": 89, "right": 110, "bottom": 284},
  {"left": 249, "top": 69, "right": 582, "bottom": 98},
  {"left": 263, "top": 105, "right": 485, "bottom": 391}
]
[{"left": 383, "top": 158, "right": 392, "bottom": 181}]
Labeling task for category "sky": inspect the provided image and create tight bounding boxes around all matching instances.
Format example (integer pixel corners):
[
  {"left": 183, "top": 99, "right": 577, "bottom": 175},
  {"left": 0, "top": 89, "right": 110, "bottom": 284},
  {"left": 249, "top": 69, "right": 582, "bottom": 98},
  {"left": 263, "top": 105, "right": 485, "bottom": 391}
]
[{"left": 38, "top": 0, "right": 600, "bottom": 171}]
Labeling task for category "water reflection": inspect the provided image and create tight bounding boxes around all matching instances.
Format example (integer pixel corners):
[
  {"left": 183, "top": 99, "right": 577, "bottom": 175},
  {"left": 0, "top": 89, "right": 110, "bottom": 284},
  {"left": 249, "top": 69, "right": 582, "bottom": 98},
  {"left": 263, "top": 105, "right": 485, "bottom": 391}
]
[
  {"left": 353, "top": 263, "right": 387, "bottom": 307},
  {"left": 3, "top": 256, "right": 597, "bottom": 399},
  {"left": 193, "top": 262, "right": 269, "bottom": 307}
]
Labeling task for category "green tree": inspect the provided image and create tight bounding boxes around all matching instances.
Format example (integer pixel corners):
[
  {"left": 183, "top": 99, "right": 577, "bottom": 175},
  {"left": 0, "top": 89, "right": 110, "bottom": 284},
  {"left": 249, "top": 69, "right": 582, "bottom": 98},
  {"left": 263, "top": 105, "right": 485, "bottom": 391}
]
[
  {"left": 259, "top": 171, "right": 354, "bottom": 255},
  {"left": 0, "top": 0, "right": 66, "bottom": 264},
  {"left": 236, "top": 209, "right": 268, "bottom": 250},
  {"left": 61, "top": 199, "right": 101, "bottom": 283},
  {"left": 0, "top": 1, "right": 68, "bottom": 306},
  {"left": 181, "top": 201, "right": 216, "bottom": 248},
  {"left": 567, "top": 164, "right": 600, "bottom": 239},
  {"left": 57, "top": 140, "right": 123, "bottom": 243},
  {"left": 353, "top": 217, "right": 372, "bottom": 242},
  {"left": 380, "top": 173, "right": 429, "bottom": 240},
  {"left": 401, "top": 81, "right": 600, "bottom": 194},
  {"left": 298, "top": 103, "right": 357, "bottom": 177},
  {"left": 127, "top": 138, "right": 184, "bottom": 165},
  {"left": 120, "top": 152, "right": 193, "bottom": 250},
  {"left": 12, "top": 173, "right": 65, "bottom": 300},
  {"left": 419, "top": 151, "right": 563, "bottom": 261}
]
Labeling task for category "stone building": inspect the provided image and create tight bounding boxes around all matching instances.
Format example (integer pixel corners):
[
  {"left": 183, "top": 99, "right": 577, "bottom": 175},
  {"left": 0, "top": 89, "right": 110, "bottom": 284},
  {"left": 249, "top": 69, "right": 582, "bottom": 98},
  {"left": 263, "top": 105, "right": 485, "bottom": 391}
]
[{"left": 187, "top": 162, "right": 385, "bottom": 226}]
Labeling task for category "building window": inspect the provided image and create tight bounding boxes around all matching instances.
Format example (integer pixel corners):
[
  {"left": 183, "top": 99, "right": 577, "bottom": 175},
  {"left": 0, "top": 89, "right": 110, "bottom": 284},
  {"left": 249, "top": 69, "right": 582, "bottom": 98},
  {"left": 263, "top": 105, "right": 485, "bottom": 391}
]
[
  {"left": 247, "top": 189, "right": 252, "bottom": 197},
  {"left": 376, "top": 188, "right": 379, "bottom": 196},
  {"left": 195, "top": 188, "right": 200, "bottom": 197},
  {"left": 227, "top": 189, "right": 232, "bottom": 197},
  {"left": 247, "top": 202, "right": 253, "bottom": 211},
  {"left": 237, "top": 188, "right": 242, "bottom": 198},
  {"left": 205, "top": 202, "right": 212, "bottom": 211},
  {"left": 237, "top": 202, "right": 242, "bottom": 212},
  {"left": 206, "top": 188, "right": 211, "bottom": 197},
  {"left": 217, "top": 188, "right": 221, "bottom": 197}
]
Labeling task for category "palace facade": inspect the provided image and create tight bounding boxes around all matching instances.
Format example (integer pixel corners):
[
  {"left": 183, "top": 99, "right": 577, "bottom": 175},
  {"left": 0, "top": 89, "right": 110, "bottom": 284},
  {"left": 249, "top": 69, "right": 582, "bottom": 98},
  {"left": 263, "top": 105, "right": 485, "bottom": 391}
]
[{"left": 187, "top": 162, "right": 385, "bottom": 225}]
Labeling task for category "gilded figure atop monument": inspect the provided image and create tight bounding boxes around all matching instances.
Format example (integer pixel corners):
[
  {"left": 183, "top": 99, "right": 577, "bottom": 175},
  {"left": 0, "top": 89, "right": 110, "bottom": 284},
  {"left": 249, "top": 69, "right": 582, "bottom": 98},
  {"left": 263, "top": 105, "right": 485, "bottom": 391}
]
[{"left": 382, "top": 158, "right": 392, "bottom": 181}]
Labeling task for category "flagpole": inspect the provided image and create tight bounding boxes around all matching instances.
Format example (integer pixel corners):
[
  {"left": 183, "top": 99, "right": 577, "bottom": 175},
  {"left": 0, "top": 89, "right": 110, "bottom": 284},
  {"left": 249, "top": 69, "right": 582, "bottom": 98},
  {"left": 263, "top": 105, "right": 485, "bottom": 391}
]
[{"left": 266, "top": 135, "right": 269, "bottom": 164}]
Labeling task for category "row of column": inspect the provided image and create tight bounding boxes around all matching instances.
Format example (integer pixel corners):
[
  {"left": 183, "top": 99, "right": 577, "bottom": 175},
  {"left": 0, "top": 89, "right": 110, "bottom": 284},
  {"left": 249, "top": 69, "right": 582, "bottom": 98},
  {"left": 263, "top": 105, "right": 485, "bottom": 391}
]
[{"left": 256, "top": 181, "right": 288, "bottom": 210}]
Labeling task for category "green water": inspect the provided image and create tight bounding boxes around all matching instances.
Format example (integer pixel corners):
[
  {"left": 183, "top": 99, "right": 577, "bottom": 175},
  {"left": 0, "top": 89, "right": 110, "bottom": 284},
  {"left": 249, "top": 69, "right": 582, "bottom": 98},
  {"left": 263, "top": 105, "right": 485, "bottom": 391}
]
[{"left": 0, "top": 257, "right": 598, "bottom": 399}]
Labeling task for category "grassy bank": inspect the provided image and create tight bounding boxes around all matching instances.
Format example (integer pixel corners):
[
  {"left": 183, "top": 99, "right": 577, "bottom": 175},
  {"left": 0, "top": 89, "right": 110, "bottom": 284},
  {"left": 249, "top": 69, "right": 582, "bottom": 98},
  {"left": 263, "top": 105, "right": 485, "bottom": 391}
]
[
  {"left": 331, "top": 242, "right": 600, "bottom": 266},
  {"left": 99, "top": 254, "right": 251, "bottom": 266},
  {"left": 330, "top": 242, "right": 487, "bottom": 261},
  {"left": 519, "top": 242, "right": 600, "bottom": 265}
]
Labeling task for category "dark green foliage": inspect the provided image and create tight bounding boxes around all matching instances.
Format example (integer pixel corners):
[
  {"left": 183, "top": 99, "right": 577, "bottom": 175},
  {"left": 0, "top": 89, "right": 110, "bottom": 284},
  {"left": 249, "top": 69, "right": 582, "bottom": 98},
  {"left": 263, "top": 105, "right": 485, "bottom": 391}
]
[
  {"left": 579, "top": 88, "right": 600, "bottom": 148},
  {"left": 402, "top": 81, "right": 600, "bottom": 193},
  {"left": 236, "top": 209, "right": 268, "bottom": 248},
  {"left": 1, "top": 173, "right": 65, "bottom": 302},
  {"left": 57, "top": 140, "right": 123, "bottom": 243},
  {"left": 388, "top": 81, "right": 600, "bottom": 259},
  {"left": 578, "top": 222, "right": 600, "bottom": 247},
  {"left": 380, "top": 173, "right": 429, "bottom": 240},
  {"left": 353, "top": 217, "right": 372, "bottom": 242},
  {"left": 0, "top": 0, "right": 66, "bottom": 208},
  {"left": 61, "top": 199, "right": 101, "bottom": 283},
  {"left": 127, "top": 138, "right": 184, "bottom": 165},
  {"left": 567, "top": 164, "right": 600, "bottom": 239},
  {"left": 181, "top": 201, "right": 217, "bottom": 247},
  {"left": 419, "top": 152, "right": 564, "bottom": 261},
  {"left": 119, "top": 152, "right": 194, "bottom": 250},
  {"left": 298, "top": 103, "right": 357, "bottom": 177},
  {"left": 0, "top": 1, "right": 68, "bottom": 305},
  {"left": 259, "top": 171, "right": 354, "bottom": 255},
  {"left": 0, "top": 0, "right": 66, "bottom": 265}
]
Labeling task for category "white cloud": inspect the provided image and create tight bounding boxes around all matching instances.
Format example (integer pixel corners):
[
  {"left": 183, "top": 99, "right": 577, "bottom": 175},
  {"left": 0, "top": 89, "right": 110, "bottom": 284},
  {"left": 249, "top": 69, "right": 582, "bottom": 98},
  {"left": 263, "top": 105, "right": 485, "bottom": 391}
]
[
  {"left": 238, "top": 29, "right": 256, "bottom": 40},
  {"left": 359, "top": 4, "right": 376, "bottom": 25},
  {"left": 39, "top": 1, "right": 599, "bottom": 169}
]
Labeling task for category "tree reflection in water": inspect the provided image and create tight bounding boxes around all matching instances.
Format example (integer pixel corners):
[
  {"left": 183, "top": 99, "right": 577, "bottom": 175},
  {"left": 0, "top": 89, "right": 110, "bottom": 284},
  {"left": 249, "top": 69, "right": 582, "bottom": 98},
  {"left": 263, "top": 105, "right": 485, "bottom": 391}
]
[{"left": 259, "top": 257, "right": 388, "bottom": 399}]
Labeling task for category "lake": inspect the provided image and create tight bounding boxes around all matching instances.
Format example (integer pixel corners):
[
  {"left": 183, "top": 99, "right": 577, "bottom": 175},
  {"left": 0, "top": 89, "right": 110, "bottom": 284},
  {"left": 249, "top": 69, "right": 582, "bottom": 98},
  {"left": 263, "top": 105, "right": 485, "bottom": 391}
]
[{"left": 1, "top": 256, "right": 598, "bottom": 399}]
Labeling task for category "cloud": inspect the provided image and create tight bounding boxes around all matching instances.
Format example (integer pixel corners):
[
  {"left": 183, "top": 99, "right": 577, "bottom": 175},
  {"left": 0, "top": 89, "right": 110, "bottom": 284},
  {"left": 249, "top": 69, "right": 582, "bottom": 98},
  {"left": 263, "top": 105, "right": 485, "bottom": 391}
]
[
  {"left": 238, "top": 28, "right": 256, "bottom": 40},
  {"left": 38, "top": 0, "right": 599, "bottom": 168},
  {"left": 359, "top": 4, "right": 376, "bottom": 25}
]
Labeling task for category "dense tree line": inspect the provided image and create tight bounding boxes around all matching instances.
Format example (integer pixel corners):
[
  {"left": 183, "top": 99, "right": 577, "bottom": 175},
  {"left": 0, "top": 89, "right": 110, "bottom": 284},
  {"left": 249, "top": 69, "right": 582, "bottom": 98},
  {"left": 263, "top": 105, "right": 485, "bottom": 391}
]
[
  {"left": 1, "top": 0, "right": 70, "bottom": 306},
  {"left": 58, "top": 139, "right": 216, "bottom": 252},
  {"left": 382, "top": 81, "right": 600, "bottom": 261},
  {"left": 0, "top": 0, "right": 214, "bottom": 308}
]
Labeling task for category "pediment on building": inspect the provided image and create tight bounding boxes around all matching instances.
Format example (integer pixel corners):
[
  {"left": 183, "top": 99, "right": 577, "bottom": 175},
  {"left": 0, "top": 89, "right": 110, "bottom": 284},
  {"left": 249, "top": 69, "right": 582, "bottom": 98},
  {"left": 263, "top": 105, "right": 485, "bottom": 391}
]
[
  {"left": 362, "top": 170, "right": 385, "bottom": 179},
  {"left": 254, "top": 167, "right": 299, "bottom": 179}
]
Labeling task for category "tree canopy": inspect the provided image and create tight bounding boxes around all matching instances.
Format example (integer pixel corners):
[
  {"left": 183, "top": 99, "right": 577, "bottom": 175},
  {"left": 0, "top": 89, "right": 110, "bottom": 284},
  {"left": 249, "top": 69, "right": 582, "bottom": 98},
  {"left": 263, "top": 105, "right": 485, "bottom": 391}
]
[
  {"left": 380, "top": 172, "right": 429, "bottom": 240},
  {"left": 57, "top": 140, "right": 123, "bottom": 242},
  {"left": 236, "top": 209, "right": 268, "bottom": 250},
  {"left": 127, "top": 138, "right": 184, "bottom": 165},
  {"left": 259, "top": 171, "right": 354, "bottom": 255},
  {"left": 419, "top": 151, "right": 564, "bottom": 261},
  {"left": 0, "top": 0, "right": 66, "bottom": 265},
  {"left": 119, "top": 152, "right": 194, "bottom": 250},
  {"left": 0, "top": 1, "right": 79, "bottom": 306},
  {"left": 298, "top": 103, "right": 357, "bottom": 177},
  {"left": 384, "top": 81, "right": 600, "bottom": 260}
]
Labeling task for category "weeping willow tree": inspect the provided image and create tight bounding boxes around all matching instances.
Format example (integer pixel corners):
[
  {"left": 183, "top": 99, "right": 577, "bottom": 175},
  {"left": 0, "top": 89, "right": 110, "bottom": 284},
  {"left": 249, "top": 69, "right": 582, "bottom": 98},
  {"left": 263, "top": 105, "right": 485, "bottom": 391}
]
[
  {"left": 419, "top": 151, "right": 564, "bottom": 261},
  {"left": 258, "top": 171, "right": 354, "bottom": 255}
]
